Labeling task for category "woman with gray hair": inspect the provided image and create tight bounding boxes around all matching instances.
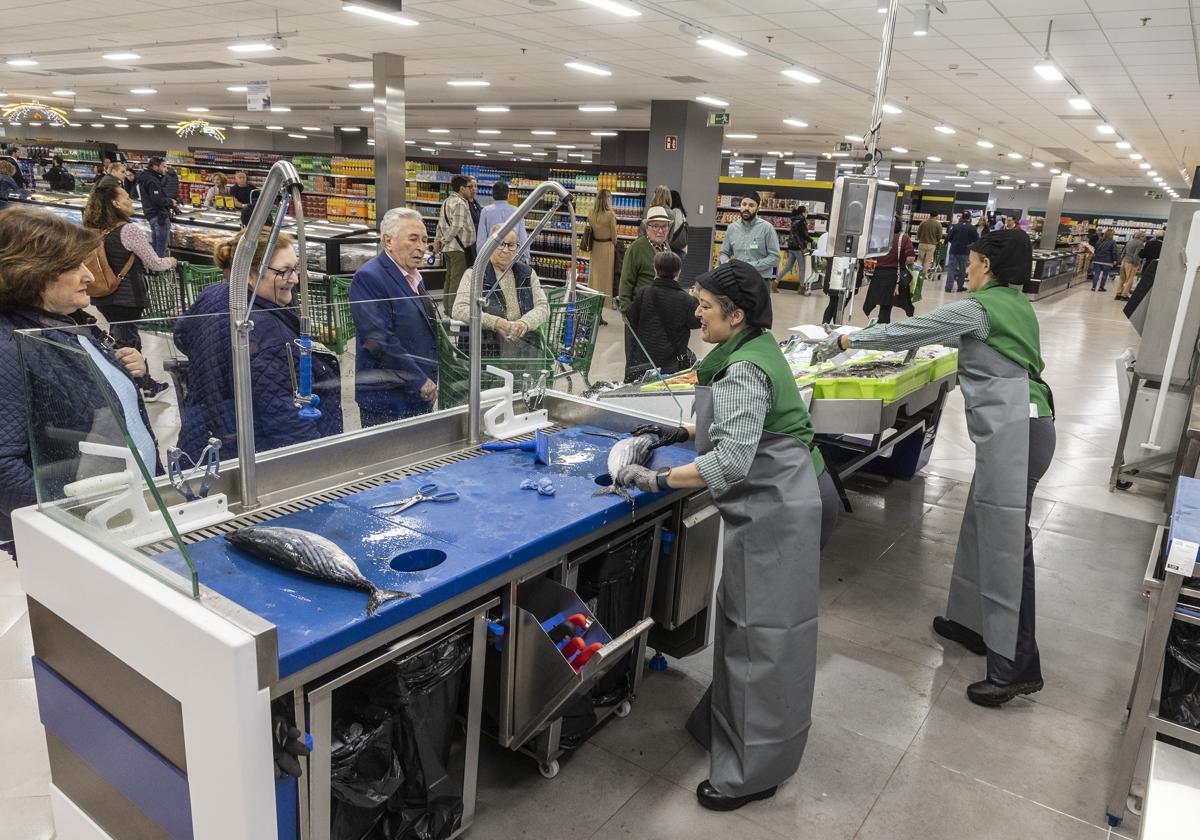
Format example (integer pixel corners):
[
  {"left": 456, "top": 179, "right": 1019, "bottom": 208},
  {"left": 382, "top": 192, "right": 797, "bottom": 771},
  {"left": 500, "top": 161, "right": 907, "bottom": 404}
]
[{"left": 452, "top": 226, "right": 548, "bottom": 360}]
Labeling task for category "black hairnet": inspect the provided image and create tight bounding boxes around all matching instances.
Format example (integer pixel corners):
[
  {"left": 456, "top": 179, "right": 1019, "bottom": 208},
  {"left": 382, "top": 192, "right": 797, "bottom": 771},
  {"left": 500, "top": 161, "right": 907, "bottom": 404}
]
[
  {"left": 695, "top": 260, "right": 773, "bottom": 328},
  {"left": 970, "top": 229, "right": 1033, "bottom": 286}
]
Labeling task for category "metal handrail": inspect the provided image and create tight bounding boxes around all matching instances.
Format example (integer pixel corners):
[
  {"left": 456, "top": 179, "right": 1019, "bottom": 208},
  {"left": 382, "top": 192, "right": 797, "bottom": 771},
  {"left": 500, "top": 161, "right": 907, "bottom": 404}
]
[
  {"left": 467, "top": 181, "right": 576, "bottom": 444},
  {"left": 228, "top": 160, "right": 307, "bottom": 510}
]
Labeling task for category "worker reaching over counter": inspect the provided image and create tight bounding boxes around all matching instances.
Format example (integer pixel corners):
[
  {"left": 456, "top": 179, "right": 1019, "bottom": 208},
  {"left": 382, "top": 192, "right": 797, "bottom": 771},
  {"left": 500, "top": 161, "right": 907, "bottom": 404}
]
[
  {"left": 814, "top": 228, "right": 1055, "bottom": 708},
  {"left": 615, "top": 259, "right": 839, "bottom": 812}
]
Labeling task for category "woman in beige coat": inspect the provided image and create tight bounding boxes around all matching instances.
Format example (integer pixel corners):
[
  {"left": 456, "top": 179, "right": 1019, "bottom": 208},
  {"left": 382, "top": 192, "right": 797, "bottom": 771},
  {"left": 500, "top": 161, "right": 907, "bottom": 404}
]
[{"left": 588, "top": 188, "right": 618, "bottom": 302}]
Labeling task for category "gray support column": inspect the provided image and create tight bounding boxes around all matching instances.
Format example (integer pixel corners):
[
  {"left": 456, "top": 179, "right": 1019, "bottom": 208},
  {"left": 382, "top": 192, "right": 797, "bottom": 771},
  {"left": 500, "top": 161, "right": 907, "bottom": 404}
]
[
  {"left": 1041, "top": 173, "right": 1070, "bottom": 249},
  {"left": 740, "top": 158, "right": 762, "bottom": 179},
  {"left": 647, "top": 100, "right": 725, "bottom": 278},
  {"left": 815, "top": 160, "right": 837, "bottom": 183},
  {"left": 372, "top": 53, "right": 405, "bottom": 221}
]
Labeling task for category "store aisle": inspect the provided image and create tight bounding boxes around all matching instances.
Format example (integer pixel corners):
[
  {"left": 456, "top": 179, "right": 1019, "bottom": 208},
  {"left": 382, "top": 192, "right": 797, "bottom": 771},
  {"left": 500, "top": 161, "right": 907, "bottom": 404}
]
[{"left": 0, "top": 281, "right": 1156, "bottom": 839}]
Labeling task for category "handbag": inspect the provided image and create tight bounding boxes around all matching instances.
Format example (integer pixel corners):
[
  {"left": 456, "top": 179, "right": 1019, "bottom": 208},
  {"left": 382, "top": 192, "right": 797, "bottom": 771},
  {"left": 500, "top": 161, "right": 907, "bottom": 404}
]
[{"left": 581, "top": 224, "right": 595, "bottom": 251}]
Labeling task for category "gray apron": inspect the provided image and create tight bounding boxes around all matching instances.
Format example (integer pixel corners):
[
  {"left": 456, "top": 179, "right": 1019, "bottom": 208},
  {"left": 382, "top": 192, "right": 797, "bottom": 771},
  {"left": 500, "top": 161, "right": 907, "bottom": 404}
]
[
  {"left": 945, "top": 336, "right": 1031, "bottom": 661},
  {"left": 686, "top": 384, "right": 822, "bottom": 796}
]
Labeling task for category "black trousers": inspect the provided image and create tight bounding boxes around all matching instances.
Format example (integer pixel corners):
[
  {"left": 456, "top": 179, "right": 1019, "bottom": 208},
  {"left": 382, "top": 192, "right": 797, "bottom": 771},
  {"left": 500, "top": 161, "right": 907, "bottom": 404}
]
[{"left": 987, "top": 416, "right": 1056, "bottom": 684}]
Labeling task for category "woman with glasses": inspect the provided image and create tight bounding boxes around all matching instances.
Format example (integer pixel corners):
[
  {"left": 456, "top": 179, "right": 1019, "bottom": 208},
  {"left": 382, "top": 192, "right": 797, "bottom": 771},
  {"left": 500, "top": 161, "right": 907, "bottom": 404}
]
[
  {"left": 0, "top": 208, "right": 159, "bottom": 558},
  {"left": 451, "top": 227, "right": 549, "bottom": 359},
  {"left": 173, "top": 229, "right": 343, "bottom": 460}
]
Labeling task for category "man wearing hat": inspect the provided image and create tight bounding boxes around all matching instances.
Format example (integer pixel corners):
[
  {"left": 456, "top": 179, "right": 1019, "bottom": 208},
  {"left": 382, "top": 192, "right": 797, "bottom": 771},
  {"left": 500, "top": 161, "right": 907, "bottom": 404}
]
[
  {"left": 719, "top": 192, "right": 782, "bottom": 289},
  {"left": 617, "top": 260, "right": 840, "bottom": 811},
  {"left": 815, "top": 229, "right": 1056, "bottom": 708},
  {"left": 619, "top": 205, "right": 674, "bottom": 380}
]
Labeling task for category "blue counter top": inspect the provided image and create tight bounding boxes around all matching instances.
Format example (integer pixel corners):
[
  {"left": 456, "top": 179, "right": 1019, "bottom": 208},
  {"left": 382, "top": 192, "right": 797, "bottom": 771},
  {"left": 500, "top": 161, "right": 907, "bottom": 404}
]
[{"left": 155, "top": 427, "right": 694, "bottom": 678}]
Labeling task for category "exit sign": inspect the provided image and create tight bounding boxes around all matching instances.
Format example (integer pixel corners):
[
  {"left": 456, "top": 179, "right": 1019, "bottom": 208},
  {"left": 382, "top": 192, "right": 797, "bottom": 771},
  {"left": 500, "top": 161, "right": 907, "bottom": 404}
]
[
  {"left": 836, "top": 141, "right": 853, "bottom": 152},
  {"left": 1146, "top": 189, "right": 1164, "bottom": 199},
  {"left": 707, "top": 112, "right": 731, "bottom": 126},
  {"left": 911, "top": 159, "right": 926, "bottom": 168},
  {"left": 956, "top": 168, "right": 969, "bottom": 177}
]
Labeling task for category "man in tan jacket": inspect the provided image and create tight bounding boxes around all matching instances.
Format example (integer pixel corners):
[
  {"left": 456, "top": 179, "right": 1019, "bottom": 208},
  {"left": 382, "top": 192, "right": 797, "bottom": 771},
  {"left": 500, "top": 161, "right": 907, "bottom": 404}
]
[{"left": 917, "top": 215, "right": 944, "bottom": 274}]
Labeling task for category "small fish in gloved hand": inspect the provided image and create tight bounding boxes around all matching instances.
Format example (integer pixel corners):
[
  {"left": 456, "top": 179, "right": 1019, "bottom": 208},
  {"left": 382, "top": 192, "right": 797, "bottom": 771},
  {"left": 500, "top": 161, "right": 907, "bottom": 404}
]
[
  {"left": 615, "top": 464, "right": 671, "bottom": 494},
  {"left": 592, "top": 433, "right": 656, "bottom": 502},
  {"left": 225, "top": 526, "right": 413, "bottom": 615}
]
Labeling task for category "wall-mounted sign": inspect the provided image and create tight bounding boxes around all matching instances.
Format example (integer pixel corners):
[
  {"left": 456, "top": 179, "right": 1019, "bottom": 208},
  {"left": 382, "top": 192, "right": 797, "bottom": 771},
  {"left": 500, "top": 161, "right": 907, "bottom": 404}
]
[
  {"left": 707, "top": 112, "right": 730, "bottom": 126},
  {"left": 912, "top": 159, "right": 925, "bottom": 168},
  {"left": 664, "top": 134, "right": 678, "bottom": 151},
  {"left": 956, "top": 168, "right": 969, "bottom": 177},
  {"left": 246, "top": 80, "right": 271, "bottom": 111},
  {"left": 1146, "top": 189, "right": 1164, "bottom": 199},
  {"left": 835, "top": 141, "right": 853, "bottom": 152}
]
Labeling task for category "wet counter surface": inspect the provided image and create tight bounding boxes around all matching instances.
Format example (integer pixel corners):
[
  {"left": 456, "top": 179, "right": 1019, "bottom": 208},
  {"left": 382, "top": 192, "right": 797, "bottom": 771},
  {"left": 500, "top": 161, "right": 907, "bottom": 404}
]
[{"left": 155, "top": 427, "right": 695, "bottom": 678}]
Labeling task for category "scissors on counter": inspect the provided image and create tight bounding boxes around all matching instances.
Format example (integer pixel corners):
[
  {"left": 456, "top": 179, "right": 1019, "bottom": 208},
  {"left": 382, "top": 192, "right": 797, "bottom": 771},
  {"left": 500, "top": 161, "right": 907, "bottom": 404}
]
[{"left": 371, "top": 483, "right": 460, "bottom": 515}]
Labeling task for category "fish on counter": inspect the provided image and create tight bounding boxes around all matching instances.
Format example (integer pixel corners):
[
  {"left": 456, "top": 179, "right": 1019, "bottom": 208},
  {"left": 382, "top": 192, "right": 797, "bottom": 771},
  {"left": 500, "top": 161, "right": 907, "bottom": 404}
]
[
  {"left": 225, "top": 526, "right": 413, "bottom": 615},
  {"left": 592, "top": 433, "right": 656, "bottom": 503}
]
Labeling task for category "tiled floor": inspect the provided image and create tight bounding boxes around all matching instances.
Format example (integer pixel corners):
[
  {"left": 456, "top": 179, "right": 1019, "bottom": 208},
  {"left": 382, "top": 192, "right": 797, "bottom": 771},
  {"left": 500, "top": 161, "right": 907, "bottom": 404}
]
[{"left": 0, "top": 281, "right": 1161, "bottom": 838}]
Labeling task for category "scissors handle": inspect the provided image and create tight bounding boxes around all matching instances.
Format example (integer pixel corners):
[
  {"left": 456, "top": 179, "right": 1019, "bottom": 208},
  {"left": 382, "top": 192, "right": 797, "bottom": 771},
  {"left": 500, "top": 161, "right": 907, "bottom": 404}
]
[
  {"left": 417, "top": 482, "right": 439, "bottom": 495},
  {"left": 429, "top": 491, "right": 460, "bottom": 502}
]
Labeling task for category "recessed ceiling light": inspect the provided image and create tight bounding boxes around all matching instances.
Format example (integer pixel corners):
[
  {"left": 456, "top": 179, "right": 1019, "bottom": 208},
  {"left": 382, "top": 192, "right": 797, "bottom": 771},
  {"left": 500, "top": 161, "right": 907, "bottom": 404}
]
[
  {"left": 447, "top": 79, "right": 489, "bottom": 87},
  {"left": 695, "top": 95, "right": 729, "bottom": 107},
  {"left": 532, "top": 152, "right": 549, "bottom": 156},
  {"left": 579, "top": 104, "right": 617, "bottom": 112},
  {"left": 27, "top": 121, "right": 40, "bottom": 127},
  {"left": 270, "top": 106, "right": 291, "bottom": 112},
  {"left": 976, "top": 139, "right": 994, "bottom": 148},
  {"left": 954, "top": 163, "right": 968, "bottom": 169},
  {"left": 288, "top": 133, "right": 307, "bottom": 139},
  {"left": 845, "top": 134, "right": 864, "bottom": 142},
  {"left": 565, "top": 61, "right": 611, "bottom": 76},
  {"left": 1097, "top": 123, "right": 1116, "bottom": 135},
  {"left": 420, "top": 146, "right": 436, "bottom": 152},
  {"left": 302, "top": 126, "right": 320, "bottom": 132},
  {"left": 1031, "top": 183, "right": 1040, "bottom": 188},
  {"left": 891, "top": 146, "right": 908, "bottom": 153},
  {"left": 228, "top": 42, "right": 275, "bottom": 53},
  {"left": 74, "top": 107, "right": 92, "bottom": 113},
  {"left": 102, "top": 52, "right": 140, "bottom": 61},
  {"left": 882, "top": 103, "right": 902, "bottom": 115},
  {"left": 781, "top": 67, "right": 820, "bottom": 84},
  {"left": 499, "top": 150, "right": 514, "bottom": 155},
  {"left": 477, "top": 129, "right": 501, "bottom": 135},
  {"left": 266, "top": 125, "right": 284, "bottom": 130},
  {"left": 232, "top": 125, "right": 250, "bottom": 130},
  {"left": 1016, "top": 179, "right": 1026, "bottom": 184},
  {"left": 340, "top": 126, "right": 361, "bottom": 132},
  {"left": 131, "top": 88, "right": 157, "bottom": 95},
  {"left": 513, "top": 142, "right": 532, "bottom": 148},
  {"left": 1075, "top": 177, "right": 1086, "bottom": 183},
  {"left": 6, "top": 58, "right": 37, "bottom": 67},
  {"left": 476, "top": 105, "right": 509, "bottom": 112},
  {"left": 934, "top": 125, "right": 955, "bottom": 134},
  {"left": 227, "top": 85, "right": 248, "bottom": 92},
  {"left": 1033, "top": 62, "right": 1064, "bottom": 81},
  {"left": 1130, "top": 153, "right": 1143, "bottom": 160},
  {"left": 1148, "top": 170, "right": 1159, "bottom": 177},
  {"left": 519, "top": 157, "right": 532, "bottom": 161},
  {"left": 1106, "top": 189, "right": 1113, "bottom": 194},
  {"left": 348, "top": 81, "right": 373, "bottom": 90},
  {"left": 1007, "top": 152, "right": 1022, "bottom": 159},
  {"left": 568, "top": 152, "right": 587, "bottom": 158},
  {"left": 579, "top": 0, "right": 641, "bottom": 15},
  {"left": 187, "top": 106, "right": 209, "bottom": 113},
  {"left": 1116, "top": 141, "right": 1131, "bottom": 150},
  {"left": 90, "top": 123, "right": 104, "bottom": 128},
  {"left": 928, "top": 156, "right": 942, "bottom": 162},
  {"left": 52, "top": 89, "right": 75, "bottom": 96},
  {"left": 556, "top": 144, "right": 577, "bottom": 149},
  {"left": 783, "top": 118, "right": 808, "bottom": 128},
  {"left": 1087, "top": 181, "right": 1096, "bottom": 186},
  {"left": 100, "top": 114, "right": 123, "bottom": 120},
  {"left": 531, "top": 130, "right": 556, "bottom": 136},
  {"left": 1031, "top": 161, "right": 1045, "bottom": 168},
  {"left": 360, "top": 105, "right": 375, "bottom": 112},
  {"left": 367, "top": 139, "right": 375, "bottom": 145},
  {"left": 980, "top": 169, "right": 991, "bottom": 175},
  {"left": 591, "top": 131, "right": 618, "bottom": 136},
  {"left": 1049, "top": 168, "right": 1061, "bottom": 174},
  {"left": 472, "top": 142, "right": 490, "bottom": 147},
  {"left": 1139, "top": 162, "right": 1151, "bottom": 169},
  {"left": 126, "top": 107, "right": 145, "bottom": 113},
  {"left": 956, "top": 183, "right": 973, "bottom": 188},
  {"left": 727, "top": 133, "right": 757, "bottom": 139},
  {"left": 405, "top": 139, "right": 414, "bottom": 144},
  {"left": 139, "top": 123, "right": 154, "bottom": 128},
  {"left": 434, "top": 141, "right": 450, "bottom": 145},
  {"left": 342, "top": 3, "right": 419, "bottom": 25},
  {"left": 1068, "top": 97, "right": 1091, "bottom": 110},
  {"left": 428, "top": 128, "right": 450, "bottom": 133}
]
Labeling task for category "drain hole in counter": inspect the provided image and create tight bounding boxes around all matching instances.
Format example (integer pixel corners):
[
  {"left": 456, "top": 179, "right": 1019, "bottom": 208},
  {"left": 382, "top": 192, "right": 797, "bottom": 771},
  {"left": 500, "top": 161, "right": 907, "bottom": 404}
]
[
  {"left": 594, "top": 473, "right": 613, "bottom": 488},
  {"left": 390, "top": 549, "right": 448, "bottom": 572}
]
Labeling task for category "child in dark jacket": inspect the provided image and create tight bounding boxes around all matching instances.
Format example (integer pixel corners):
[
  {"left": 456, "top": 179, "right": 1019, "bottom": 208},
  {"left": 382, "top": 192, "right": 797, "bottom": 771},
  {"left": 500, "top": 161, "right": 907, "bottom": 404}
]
[{"left": 624, "top": 252, "right": 701, "bottom": 380}]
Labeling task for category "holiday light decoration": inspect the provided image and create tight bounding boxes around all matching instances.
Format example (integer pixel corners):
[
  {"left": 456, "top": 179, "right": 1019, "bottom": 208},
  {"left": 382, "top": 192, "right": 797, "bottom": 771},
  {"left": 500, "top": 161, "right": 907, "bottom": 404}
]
[
  {"left": 1, "top": 101, "right": 68, "bottom": 125},
  {"left": 174, "top": 119, "right": 225, "bottom": 142}
]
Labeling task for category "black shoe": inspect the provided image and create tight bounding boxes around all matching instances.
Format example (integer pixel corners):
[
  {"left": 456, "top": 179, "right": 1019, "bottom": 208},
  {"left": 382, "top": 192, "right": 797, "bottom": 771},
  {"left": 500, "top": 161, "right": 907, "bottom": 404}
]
[
  {"left": 966, "top": 678, "right": 1044, "bottom": 707},
  {"left": 140, "top": 379, "right": 170, "bottom": 402},
  {"left": 696, "top": 780, "right": 777, "bottom": 812},
  {"left": 932, "top": 616, "right": 986, "bottom": 655}
]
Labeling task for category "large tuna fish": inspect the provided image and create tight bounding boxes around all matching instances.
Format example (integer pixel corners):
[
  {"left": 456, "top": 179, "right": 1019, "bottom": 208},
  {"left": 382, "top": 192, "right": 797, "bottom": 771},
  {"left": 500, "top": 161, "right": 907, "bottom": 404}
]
[{"left": 593, "top": 433, "right": 656, "bottom": 503}]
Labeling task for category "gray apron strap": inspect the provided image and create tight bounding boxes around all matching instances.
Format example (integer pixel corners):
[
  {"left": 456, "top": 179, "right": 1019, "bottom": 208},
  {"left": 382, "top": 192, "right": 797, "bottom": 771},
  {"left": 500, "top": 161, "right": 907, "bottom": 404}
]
[
  {"left": 945, "top": 336, "right": 1031, "bottom": 661},
  {"left": 686, "top": 400, "right": 821, "bottom": 795}
]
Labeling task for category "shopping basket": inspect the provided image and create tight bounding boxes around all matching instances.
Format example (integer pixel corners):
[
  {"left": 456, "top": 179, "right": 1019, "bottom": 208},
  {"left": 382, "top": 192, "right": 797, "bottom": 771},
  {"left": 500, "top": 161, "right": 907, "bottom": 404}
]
[
  {"left": 179, "top": 262, "right": 225, "bottom": 308},
  {"left": 308, "top": 274, "right": 355, "bottom": 354},
  {"left": 142, "top": 268, "right": 185, "bottom": 334},
  {"left": 438, "top": 318, "right": 554, "bottom": 410}
]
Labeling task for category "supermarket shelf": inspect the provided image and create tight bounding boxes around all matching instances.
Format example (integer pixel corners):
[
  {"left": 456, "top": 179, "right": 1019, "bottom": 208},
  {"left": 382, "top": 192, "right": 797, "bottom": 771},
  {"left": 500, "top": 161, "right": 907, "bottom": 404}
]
[
  {"left": 528, "top": 249, "right": 590, "bottom": 260},
  {"left": 177, "top": 159, "right": 377, "bottom": 180},
  {"left": 180, "top": 179, "right": 374, "bottom": 201}
]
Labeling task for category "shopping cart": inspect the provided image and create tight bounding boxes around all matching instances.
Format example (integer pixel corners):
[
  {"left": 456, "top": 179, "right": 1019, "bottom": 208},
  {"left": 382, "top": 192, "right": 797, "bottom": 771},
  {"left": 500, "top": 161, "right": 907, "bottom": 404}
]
[
  {"left": 545, "top": 286, "right": 606, "bottom": 390},
  {"left": 438, "top": 320, "right": 554, "bottom": 410},
  {"left": 307, "top": 274, "right": 355, "bottom": 354},
  {"left": 142, "top": 268, "right": 185, "bottom": 334},
  {"left": 179, "top": 262, "right": 224, "bottom": 308}
]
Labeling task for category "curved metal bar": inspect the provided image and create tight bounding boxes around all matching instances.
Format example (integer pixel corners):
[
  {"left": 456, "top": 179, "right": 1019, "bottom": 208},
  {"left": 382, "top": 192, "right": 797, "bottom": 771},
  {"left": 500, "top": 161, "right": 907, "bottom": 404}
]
[
  {"left": 467, "top": 180, "right": 575, "bottom": 444},
  {"left": 228, "top": 160, "right": 304, "bottom": 510}
]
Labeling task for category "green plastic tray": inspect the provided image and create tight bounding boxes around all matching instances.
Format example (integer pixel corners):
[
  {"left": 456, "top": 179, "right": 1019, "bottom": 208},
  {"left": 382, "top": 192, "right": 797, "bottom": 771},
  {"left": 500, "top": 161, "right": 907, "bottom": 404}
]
[{"left": 812, "top": 362, "right": 930, "bottom": 403}]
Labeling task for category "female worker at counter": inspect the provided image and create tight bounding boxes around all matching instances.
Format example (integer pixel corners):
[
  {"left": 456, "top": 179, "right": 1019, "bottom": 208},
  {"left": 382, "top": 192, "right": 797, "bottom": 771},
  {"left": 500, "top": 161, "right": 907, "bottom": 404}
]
[
  {"left": 814, "top": 228, "right": 1055, "bottom": 708},
  {"left": 615, "top": 259, "right": 839, "bottom": 812}
]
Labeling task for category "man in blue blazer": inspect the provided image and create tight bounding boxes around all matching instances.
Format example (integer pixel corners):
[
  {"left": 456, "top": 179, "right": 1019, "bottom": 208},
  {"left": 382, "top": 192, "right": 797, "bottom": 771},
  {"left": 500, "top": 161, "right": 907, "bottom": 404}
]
[{"left": 350, "top": 207, "right": 439, "bottom": 425}]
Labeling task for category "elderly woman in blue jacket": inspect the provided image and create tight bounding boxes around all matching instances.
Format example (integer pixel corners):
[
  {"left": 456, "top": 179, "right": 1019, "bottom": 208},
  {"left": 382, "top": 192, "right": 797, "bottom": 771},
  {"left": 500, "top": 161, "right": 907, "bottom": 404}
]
[
  {"left": 174, "top": 230, "right": 343, "bottom": 460},
  {"left": 0, "top": 208, "right": 159, "bottom": 556}
]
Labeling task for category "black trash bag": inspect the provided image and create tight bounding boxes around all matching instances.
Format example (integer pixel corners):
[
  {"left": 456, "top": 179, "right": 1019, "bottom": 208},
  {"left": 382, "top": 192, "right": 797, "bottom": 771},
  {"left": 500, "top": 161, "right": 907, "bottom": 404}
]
[
  {"left": 1160, "top": 619, "right": 1200, "bottom": 746},
  {"left": 329, "top": 705, "right": 404, "bottom": 840},
  {"left": 376, "top": 628, "right": 473, "bottom": 840}
]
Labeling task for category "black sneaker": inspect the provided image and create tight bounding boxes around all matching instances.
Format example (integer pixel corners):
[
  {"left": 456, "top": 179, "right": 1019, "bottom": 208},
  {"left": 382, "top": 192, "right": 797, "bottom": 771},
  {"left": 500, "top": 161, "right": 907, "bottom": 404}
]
[{"left": 140, "top": 379, "right": 170, "bottom": 402}]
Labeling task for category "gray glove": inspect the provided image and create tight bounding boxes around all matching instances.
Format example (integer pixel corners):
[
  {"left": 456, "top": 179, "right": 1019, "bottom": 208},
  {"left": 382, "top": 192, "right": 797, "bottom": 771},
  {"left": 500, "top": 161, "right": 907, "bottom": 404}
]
[
  {"left": 811, "top": 333, "right": 846, "bottom": 364},
  {"left": 616, "top": 464, "right": 666, "bottom": 493}
]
